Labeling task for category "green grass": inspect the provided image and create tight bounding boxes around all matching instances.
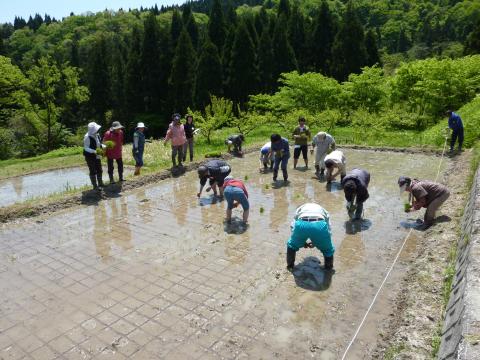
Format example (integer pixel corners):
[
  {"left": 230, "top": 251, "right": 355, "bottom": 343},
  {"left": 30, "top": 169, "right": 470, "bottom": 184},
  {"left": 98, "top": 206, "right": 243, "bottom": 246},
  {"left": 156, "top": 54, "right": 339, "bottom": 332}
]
[{"left": 384, "top": 342, "right": 406, "bottom": 360}]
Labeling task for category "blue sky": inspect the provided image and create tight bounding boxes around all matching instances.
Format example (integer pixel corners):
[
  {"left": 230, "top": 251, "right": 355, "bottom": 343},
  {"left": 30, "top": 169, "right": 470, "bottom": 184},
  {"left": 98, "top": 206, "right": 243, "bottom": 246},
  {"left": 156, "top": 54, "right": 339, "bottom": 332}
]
[{"left": 1, "top": 0, "right": 184, "bottom": 23}]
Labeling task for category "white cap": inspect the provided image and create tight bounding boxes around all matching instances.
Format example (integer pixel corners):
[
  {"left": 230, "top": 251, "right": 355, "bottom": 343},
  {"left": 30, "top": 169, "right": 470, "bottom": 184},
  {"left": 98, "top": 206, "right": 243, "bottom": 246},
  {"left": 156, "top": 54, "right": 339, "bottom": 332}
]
[{"left": 136, "top": 122, "right": 146, "bottom": 129}]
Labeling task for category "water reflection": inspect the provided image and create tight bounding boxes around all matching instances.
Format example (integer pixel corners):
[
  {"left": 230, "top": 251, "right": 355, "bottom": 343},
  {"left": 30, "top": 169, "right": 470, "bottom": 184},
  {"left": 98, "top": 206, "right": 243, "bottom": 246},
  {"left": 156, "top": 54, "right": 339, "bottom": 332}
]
[{"left": 92, "top": 198, "right": 133, "bottom": 260}]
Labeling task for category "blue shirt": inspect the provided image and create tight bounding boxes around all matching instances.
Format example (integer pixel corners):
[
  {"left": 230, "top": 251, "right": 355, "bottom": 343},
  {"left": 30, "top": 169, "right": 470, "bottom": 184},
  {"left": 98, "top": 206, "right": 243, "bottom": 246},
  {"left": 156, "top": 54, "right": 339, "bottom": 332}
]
[
  {"left": 448, "top": 112, "right": 464, "bottom": 131},
  {"left": 271, "top": 138, "right": 290, "bottom": 155}
]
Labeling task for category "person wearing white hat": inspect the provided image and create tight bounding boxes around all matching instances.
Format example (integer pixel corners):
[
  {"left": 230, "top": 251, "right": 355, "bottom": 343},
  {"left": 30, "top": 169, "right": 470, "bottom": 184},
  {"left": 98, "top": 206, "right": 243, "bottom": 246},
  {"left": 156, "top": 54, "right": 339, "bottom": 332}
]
[
  {"left": 83, "top": 122, "right": 105, "bottom": 190},
  {"left": 133, "top": 122, "right": 147, "bottom": 175},
  {"left": 311, "top": 131, "right": 336, "bottom": 177}
]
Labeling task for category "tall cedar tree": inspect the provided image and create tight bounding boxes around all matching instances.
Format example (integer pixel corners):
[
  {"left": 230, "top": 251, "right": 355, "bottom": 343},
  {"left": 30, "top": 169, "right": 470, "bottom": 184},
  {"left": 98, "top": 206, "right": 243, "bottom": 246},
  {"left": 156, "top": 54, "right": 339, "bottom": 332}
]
[
  {"left": 277, "top": 0, "right": 291, "bottom": 19},
  {"left": 182, "top": 5, "right": 199, "bottom": 50},
  {"left": 141, "top": 12, "right": 163, "bottom": 112},
  {"left": 70, "top": 33, "right": 80, "bottom": 68},
  {"left": 228, "top": 21, "right": 258, "bottom": 105},
  {"left": 195, "top": 39, "right": 223, "bottom": 109},
  {"left": 225, "top": 1, "right": 238, "bottom": 27},
  {"left": 222, "top": 29, "right": 236, "bottom": 99},
  {"left": 273, "top": 15, "right": 298, "bottom": 82},
  {"left": 110, "top": 41, "right": 126, "bottom": 123},
  {"left": 310, "top": 1, "right": 336, "bottom": 75},
  {"left": 170, "top": 10, "right": 183, "bottom": 52},
  {"left": 169, "top": 29, "right": 196, "bottom": 114},
  {"left": 88, "top": 37, "right": 110, "bottom": 125},
  {"left": 464, "top": 20, "right": 480, "bottom": 55},
  {"left": 0, "top": 39, "right": 5, "bottom": 56},
  {"left": 331, "top": 2, "right": 368, "bottom": 81},
  {"left": 365, "top": 29, "right": 381, "bottom": 66},
  {"left": 125, "top": 27, "right": 144, "bottom": 115},
  {"left": 254, "top": 7, "right": 269, "bottom": 36},
  {"left": 245, "top": 16, "right": 259, "bottom": 48},
  {"left": 258, "top": 28, "right": 275, "bottom": 93},
  {"left": 288, "top": 3, "right": 306, "bottom": 72},
  {"left": 397, "top": 27, "right": 410, "bottom": 52},
  {"left": 208, "top": 0, "right": 227, "bottom": 54}
]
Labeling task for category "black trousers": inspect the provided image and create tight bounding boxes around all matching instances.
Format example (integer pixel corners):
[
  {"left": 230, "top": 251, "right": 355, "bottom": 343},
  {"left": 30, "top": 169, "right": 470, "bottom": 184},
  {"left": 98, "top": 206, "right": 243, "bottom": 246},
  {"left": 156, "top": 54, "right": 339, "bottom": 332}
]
[
  {"left": 85, "top": 156, "right": 102, "bottom": 177},
  {"left": 107, "top": 158, "right": 123, "bottom": 179},
  {"left": 451, "top": 128, "right": 464, "bottom": 150}
]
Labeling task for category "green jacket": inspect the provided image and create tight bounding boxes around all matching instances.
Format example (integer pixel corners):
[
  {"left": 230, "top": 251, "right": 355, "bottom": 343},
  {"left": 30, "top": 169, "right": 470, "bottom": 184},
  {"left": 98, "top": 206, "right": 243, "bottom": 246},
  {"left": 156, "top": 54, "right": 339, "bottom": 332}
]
[{"left": 292, "top": 125, "right": 311, "bottom": 145}]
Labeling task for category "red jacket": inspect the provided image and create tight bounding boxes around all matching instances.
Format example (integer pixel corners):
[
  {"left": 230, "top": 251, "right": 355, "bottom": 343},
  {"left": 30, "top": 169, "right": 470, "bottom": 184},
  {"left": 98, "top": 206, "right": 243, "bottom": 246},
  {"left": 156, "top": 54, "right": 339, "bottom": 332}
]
[
  {"left": 223, "top": 178, "right": 248, "bottom": 198},
  {"left": 103, "top": 130, "right": 124, "bottom": 159}
]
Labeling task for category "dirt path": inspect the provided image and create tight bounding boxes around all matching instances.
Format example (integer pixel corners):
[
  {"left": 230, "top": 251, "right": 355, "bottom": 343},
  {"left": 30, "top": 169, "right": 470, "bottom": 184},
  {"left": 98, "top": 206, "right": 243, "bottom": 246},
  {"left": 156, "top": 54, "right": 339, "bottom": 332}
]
[{"left": 372, "top": 150, "right": 471, "bottom": 359}]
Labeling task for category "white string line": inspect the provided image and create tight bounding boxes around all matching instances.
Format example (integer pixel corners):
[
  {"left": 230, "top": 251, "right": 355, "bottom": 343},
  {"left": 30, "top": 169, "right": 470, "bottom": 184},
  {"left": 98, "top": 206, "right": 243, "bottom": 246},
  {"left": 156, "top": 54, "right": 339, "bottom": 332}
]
[
  {"left": 340, "top": 228, "right": 413, "bottom": 360},
  {"left": 341, "top": 137, "right": 449, "bottom": 359},
  {"left": 435, "top": 136, "right": 448, "bottom": 182}
]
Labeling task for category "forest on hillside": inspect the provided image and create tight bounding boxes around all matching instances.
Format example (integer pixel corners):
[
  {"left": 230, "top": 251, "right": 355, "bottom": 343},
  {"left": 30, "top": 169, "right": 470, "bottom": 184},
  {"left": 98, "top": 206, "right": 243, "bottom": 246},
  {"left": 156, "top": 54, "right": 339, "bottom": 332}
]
[{"left": 1, "top": 0, "right": 480, "bottom": 159}]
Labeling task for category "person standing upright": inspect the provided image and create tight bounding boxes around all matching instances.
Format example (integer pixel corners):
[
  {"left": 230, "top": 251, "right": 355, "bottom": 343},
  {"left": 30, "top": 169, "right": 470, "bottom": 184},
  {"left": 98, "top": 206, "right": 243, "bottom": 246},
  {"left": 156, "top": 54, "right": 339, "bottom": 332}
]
[
  {"left": 183, "top": 114, "right": 195, "bottom": 162},
  {"left": 132, "top": 122, "right": 146, "bottom": 176},
  {"left": 83, "top": 122, "right": 105, "bottom": 190},
  {"left": 292, "top": 117, "right": 311, "bottom": 169},
  {"left": 103, "top": 121, "right": 125, "bottom": 184},
  {"left": 271, "top": 134, "right": 290, "bottom": 183},
  {"left": 446, "top": 110, "right": 464, "bottom": 153},
  {"left": 164, "top": 113, "right": 187, "bottom": 168}
]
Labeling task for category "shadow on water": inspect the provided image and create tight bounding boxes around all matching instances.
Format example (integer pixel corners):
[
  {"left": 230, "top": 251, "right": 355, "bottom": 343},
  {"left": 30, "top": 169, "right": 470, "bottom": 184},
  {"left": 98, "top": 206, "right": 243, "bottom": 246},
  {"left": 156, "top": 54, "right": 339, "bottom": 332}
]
[
  {"left": 292, "top": 256, "right": 334, "bottom": 291},
  {"left": 199, "top": 195, "right": 221, "bottom": 206},
  {"left": 345, "top": 219, "right": 373, "bottom": 235},
  {"left": 325, "top": 182, "right": 342, "bottom": 193},
  {"left": 272, "top": 180, "right": 290, "bottom": 189},
  {"left": 171, "top": 166, "right": 186, "bottom": 177},
  {"left": 400, "top": 214, "right": 451, "bottom": 231},
  {"left": 224, "top": 218, "right": 249, "bottom": 234},
  {"left": 81, "top": 184, "right": 123, "bottom": 205}
]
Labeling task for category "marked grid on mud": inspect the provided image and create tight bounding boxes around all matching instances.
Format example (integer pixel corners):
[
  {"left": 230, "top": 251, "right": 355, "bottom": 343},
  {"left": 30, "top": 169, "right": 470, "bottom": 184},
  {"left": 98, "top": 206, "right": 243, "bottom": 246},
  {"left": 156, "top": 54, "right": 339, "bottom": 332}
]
[{"left": 0, "top": 149, "right": 447, "bottom": 359}]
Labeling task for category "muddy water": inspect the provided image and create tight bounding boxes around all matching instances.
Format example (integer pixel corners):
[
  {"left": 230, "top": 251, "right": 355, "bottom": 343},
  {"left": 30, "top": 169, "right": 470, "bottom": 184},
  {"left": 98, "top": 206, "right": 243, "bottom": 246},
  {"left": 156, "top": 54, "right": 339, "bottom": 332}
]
[
  {"left": 0, "top": 167, "right": 132, "bottom": 207},
  {"left": 0, "top": 149, "right": 447, "bottom": 359}
]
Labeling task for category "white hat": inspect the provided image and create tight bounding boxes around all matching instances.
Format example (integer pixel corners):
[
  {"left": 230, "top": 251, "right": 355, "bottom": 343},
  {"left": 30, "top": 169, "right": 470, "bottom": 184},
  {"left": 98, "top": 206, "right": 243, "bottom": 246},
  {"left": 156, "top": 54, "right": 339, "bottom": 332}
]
[
  {"left": 136, "top": 122, "right": 147, "bottom": 129},
  {"left": 87, "top": 122, "right": 101, "bottom": 135}
]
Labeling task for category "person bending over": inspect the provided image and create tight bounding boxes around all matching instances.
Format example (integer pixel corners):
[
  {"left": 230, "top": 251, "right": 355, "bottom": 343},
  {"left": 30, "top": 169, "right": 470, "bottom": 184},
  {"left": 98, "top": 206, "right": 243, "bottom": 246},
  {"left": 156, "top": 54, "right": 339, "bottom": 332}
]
[{"left": 197, "top": 159, "right": 232, "bottom": 198}]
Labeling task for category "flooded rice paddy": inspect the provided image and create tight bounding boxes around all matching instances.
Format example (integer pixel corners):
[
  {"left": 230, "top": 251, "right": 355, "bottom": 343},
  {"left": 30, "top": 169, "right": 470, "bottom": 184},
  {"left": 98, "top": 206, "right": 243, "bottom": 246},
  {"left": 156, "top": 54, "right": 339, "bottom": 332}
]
[{"left": 0, "top": 149, "right": 447, "bottom": 359}]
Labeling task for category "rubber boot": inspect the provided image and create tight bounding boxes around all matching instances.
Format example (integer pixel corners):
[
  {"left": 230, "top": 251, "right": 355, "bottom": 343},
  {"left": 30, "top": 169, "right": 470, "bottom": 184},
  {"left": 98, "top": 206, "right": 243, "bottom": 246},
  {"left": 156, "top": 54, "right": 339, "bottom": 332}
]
[
  {"left": 97, "top": 174, "right": 104, "bottom": 188},
  {"left": 109, "top": 174, "right": 115, "bottom": 184},
  {"left": 273, "top": 170, "right": 278, "bottom": 182},
  {"left": 134, "top": 167, "right": 140, "bottom": 176},
  {"left": 282, "top": 169, "right": 288, "bottom": 182},
  {"left": 324, "top": 256, "right": 334, "bottom": 270},
  {"left": 287, "top": 247, "right": 296, "bottom": 271},
  {"left": 90, "top": 175, "right": 98, "bottom": 190},
  {"left": 315, "top": 165, "right": 320, "bottom": 175}
]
